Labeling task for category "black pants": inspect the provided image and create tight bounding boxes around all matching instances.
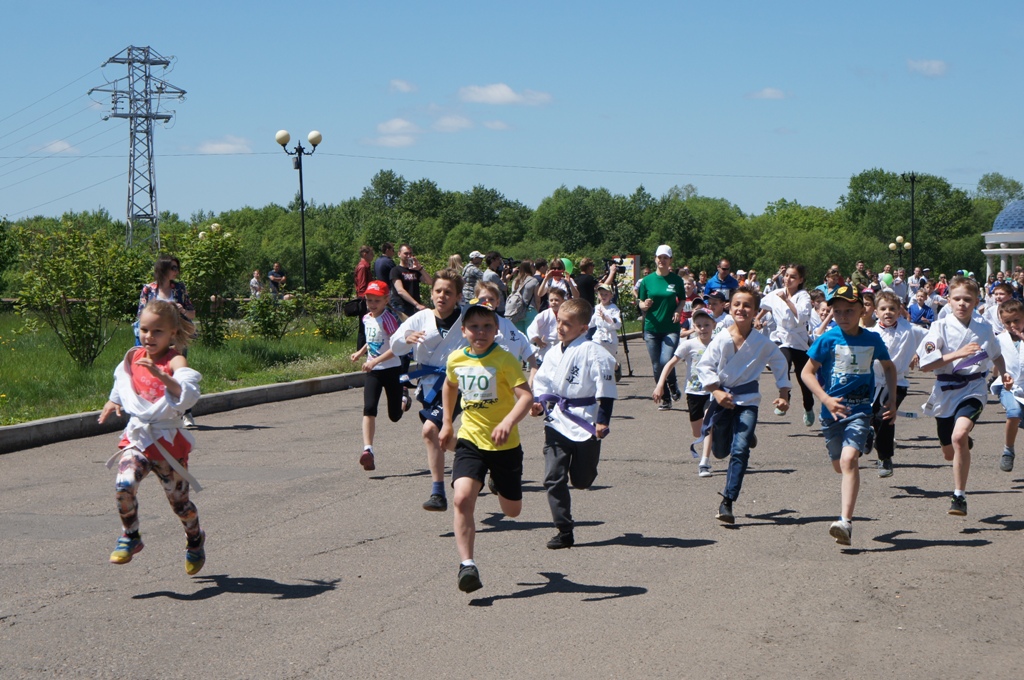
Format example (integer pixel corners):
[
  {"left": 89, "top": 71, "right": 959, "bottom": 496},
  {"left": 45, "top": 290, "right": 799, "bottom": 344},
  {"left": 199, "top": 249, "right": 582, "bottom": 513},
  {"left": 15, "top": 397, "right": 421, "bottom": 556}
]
[
  {"left": 363, "top": 366, "right": 404, "bottom": 421},
  {"left": 780, "top": 346, "right": 814, "bottom": 412},
  {"left": 872, "top": 385, "right": 908, "bottom": 460},
  {"left": 543, "top": 428, "right": 601, "bottom": 532},
  {"left": 355, "top": 298, "right": 368, "bottom": 351}
]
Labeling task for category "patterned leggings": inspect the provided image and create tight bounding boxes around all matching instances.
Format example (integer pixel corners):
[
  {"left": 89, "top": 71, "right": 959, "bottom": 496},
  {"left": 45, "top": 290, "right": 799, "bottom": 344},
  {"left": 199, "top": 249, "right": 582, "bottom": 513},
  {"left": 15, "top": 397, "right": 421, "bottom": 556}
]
[{"left": 115, "top": 448, "right": 201, "bottom": 541}]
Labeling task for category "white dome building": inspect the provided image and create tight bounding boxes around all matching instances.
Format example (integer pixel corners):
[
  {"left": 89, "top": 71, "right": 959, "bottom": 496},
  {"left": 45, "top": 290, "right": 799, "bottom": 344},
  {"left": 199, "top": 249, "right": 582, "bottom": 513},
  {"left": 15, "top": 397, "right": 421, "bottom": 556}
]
[{"left": 982, "top": 199, "right": 1024, "bottom": 278}]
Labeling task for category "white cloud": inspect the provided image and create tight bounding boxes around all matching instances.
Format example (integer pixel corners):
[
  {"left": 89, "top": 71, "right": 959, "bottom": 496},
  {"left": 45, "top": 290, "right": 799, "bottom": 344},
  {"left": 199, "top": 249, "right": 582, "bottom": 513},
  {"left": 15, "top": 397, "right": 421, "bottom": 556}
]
[
  {"left": 747, "top": 87, "right": 787, "bottom": 100},
  {"left": 37, "top": 140, "right": 77, "bottom": 154},
  {"left": 458, "top": 83, "right": 552, "bottom": 106},
  {"left": 907, "top": 59, "right": 948, "bottom": 77},
  {"left": 390, "top": 79, "right": 416, "bottom": 93},
  {"left": 366, "top": 135, "right": 417, "bottom": 148},
  {"left": 433, "top": 115, "right": 473, "bottom": 133},
  {"left": 483, "top": 120, "right": 510, "bottom": 131},
  {"left": 197, "top": 135, "right": 251, "bottom": 154},
  {"left": 377, "top": 118, "right": 420, "bottom": 135}
]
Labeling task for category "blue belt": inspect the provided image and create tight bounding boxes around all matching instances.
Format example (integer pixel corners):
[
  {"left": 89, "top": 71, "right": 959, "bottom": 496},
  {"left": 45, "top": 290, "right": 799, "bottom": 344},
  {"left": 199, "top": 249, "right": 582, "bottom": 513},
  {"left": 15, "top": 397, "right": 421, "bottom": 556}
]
[
  {"left": 402, "top": 364, "right": 446, "bottom": 402},
  {"left": 700, "top": 380, "right": 760, "bottom": 438},
  {"left": 535, "top": 393, "right": 599, "bottom": 436}
]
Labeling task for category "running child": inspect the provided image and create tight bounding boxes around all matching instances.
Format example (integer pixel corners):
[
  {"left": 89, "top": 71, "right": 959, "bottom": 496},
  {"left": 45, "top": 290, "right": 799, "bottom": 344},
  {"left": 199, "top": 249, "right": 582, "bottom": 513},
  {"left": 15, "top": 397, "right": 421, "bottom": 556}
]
[
  {"left": 439, "top": 301, "right": 534, "bottom": 593},
  {"left": 654, "top": 308, "right": 716, "bottom": 476},
  {"left": 983, "top": 281, "right": 1012, "bottom": 334},
  {"left": 917, "top": 275, "right": 1007, "bottom": 516},
  {"left": 98, "top": 300, "right": 205, "bottom": 574},
  {"left": 869, "top": 291, "right": 918, "bottom": 478},
  {"left": 350, "top": 280, "right": 404, "bottom": 471},
  {"left": 527, "top": 288, "right": 566, "bottom": 366},
  {"left": 802, "top": 285, "right": 897, "bottom": 546},
  {"left": 590, "top": 282, "right": 622, "bottom": 363},
  {"left": 531, "top": 298, "right": 618, "bottom": 549},
  {"left": 695, "top": 286, "right": 791, "bottom": 524},
  {"left": 705, "top": 290, "right": 731, "bottom": 334},
  {"left": 390, "top": 269, "right": 466, "bottom": 512},
  {"left": 474, "top": 281, "right": 538, "bottom": 385},
  {"left": 909, "top": 289, "right": 935, "bottom": 327},
  {"left": 994, "top": 299, "right": 1024, "bottom": 473}
]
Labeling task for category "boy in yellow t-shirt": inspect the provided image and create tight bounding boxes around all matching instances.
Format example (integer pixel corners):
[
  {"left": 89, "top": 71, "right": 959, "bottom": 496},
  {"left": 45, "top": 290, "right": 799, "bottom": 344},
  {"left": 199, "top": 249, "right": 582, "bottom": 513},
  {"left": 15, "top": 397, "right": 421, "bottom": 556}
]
[{"left": 439, "top": 300, "right": 534, "bottom": 594}]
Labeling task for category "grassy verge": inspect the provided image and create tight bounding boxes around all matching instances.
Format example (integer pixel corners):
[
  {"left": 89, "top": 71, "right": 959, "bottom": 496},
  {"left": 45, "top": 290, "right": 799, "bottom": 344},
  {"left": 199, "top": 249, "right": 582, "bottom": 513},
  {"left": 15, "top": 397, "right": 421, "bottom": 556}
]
[{"left": 0, "top": 314, "right": 361, "bottom": 426}]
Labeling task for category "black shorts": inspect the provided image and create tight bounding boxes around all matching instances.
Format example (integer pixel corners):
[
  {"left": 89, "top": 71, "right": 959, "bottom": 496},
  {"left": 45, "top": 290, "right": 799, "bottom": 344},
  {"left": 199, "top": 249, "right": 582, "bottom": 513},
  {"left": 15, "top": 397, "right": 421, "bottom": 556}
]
[
  {"left": 686, "top": 393, "right": 710, "bottom": 422},
  {"left": 418, "top": 381, "right": 462, "bottom": 428},
  {"left": 935, "top": 398, "right": 984, "bottom": 447},
  {"left": 451, "top": 438, "right": 524, "bottom": 501}
]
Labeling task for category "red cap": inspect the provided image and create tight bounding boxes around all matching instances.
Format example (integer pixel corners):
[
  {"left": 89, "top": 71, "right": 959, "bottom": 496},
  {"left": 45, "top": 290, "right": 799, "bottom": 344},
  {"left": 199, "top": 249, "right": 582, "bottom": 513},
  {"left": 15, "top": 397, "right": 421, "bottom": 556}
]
[{"left": 365, "top": 280, "right": 389, "bottom": 297}]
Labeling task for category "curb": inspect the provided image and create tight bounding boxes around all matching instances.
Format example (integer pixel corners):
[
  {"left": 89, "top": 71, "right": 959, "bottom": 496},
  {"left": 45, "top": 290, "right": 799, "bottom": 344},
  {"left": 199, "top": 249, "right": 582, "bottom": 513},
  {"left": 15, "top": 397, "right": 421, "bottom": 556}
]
[
  {"left": 0, "top": 331, "right": 645, "bottom": 456},
  {"left": 0, "top": 371, "right": 366, "bottom": 455}
]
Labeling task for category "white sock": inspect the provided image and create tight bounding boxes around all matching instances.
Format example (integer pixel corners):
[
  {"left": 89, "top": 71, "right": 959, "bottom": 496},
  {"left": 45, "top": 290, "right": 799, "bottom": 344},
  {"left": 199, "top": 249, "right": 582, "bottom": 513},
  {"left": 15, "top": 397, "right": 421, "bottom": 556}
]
[
  {"left": 364, "top": 445, "right": 373, "bottom": 451},
  {"left": 699, "top": 456, "right": 709, "bottom": 466},
  {"left": 840, "top": 517, "right": 851, "bottom": 524},
  {"left": 461, "top": 559, "right": 476, "bottom": 567},
  {"left": 954, "top": 490, "right": 965, "bottom": 497}
]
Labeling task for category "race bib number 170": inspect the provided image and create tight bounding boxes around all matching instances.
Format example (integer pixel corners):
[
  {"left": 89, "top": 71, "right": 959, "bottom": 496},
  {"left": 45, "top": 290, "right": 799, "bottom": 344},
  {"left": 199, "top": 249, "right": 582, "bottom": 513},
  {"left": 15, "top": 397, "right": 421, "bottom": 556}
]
[{"left": 454, "top": 366, "right": 499, "bottom": 402}]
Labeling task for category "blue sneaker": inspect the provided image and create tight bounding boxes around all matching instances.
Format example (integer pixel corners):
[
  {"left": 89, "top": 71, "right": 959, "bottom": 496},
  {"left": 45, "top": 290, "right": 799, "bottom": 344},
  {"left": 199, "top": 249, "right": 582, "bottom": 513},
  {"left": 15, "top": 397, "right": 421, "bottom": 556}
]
[
  {"left": 109, "top": 534, "right": 144, "bottom": 564},
  {"left": 185, "top": 530, "right": 206, "bottom": 575}
]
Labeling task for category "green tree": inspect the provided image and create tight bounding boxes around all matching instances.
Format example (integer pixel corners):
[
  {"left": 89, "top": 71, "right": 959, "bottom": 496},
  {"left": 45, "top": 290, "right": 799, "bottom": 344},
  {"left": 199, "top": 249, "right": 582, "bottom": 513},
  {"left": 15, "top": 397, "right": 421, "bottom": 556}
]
[
  {"left": 178, "top": 222, "right": 242, "bottom": 347},
  {"left": 976, "top": 172, "right": 1024, "bottom": 208},
  {"left": 13, "top": 223, "right": 149, "bottom": 366}
]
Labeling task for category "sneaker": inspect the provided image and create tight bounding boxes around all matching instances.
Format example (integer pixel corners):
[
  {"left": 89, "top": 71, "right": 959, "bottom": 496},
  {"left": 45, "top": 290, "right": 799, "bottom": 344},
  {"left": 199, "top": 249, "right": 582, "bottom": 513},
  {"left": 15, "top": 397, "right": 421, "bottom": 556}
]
[
  {"left": 109, "top": 533, "right": 144, "bottom": 564},
  {"left": 458, "top": 564, "right": 482, "bottom": 593},
  {"left": 773, "top": 407, "right": 785, "bottom": 416},
  {"left": 863, "top": 428, "right": 875, "bottom": 455},
  {"left": 423, "top": 494, "right": 448, "bottom": 512},
  {"left": 948, "top": 495, "right": 967, "bottom": 516},
  {"left": 658, "top": 401, "right": 671, "bottom": 411},
  {"left": 1001, "top": 452, "right": 1015, "bottom": 472},
  {"left": 614, "top": 364, "right": 622, "bottom": 382},
  {"left": 749, "top": 433, "right": 758, "bottom": 449},
  {"left": 803, "top": 410, "right": 815, "bottom": 427},
  {"left": 670, "top": 386, "right": 683, "bottom": 402},
  {"left": 546, "top": 530, "right": 575, "bottom": 549},
  {"left": 359, "top": 449, "right": 376, "bottom": 471},
  {"left": 968, "top": 436, "right": 974, "bottom": 451},
  {"left": 698, "top": 464, "right": 712, "bottom": 478},
  {"left": 185, "top": 530, "right": 206, "bottom": 576},
  {"left": 878, "top": 458, "right": 893, "bottom": 478},
  {"left": 182, "top": 411, "right": 196, "bottom": 427},
  {"left": 716, "top": 498, "right": 734, "bottom": 524},
  {"left": 829, "top": 520, "right": 852, "bottom": 546},
  {"left": 487, "top": 475, "right": 498, "bottom": 496},
  {"left": 401, "top": 387, "right": 412, "bottom": 412}
]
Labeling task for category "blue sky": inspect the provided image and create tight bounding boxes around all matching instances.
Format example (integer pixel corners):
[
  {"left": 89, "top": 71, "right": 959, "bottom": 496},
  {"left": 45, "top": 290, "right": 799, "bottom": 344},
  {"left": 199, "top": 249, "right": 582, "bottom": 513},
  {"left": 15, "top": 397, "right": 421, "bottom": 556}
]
[{"left": 1, "top": 1, "right": 1021, "bottom": 223}]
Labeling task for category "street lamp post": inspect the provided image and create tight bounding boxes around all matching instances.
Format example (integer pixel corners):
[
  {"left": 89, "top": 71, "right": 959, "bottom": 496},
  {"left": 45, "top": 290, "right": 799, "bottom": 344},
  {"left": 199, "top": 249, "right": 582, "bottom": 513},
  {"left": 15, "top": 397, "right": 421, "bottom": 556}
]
[
  {"left": 901, "top": 172, "right": 918, "bottom": 273},
  {"left": 889, "top": 235, "right": 912, "bottom": 270},
  {"left": 275, "top": 129, "right": 322, "bottom": 292}
]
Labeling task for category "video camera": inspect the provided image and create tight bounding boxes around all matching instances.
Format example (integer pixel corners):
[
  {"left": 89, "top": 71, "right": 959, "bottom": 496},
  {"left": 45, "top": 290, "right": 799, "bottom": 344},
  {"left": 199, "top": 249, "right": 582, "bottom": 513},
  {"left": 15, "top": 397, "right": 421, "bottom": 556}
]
[
  {"left": 501, "top": 257, "right": 520, "bottom": 272},
  {"left": 603, "top": 257, "right": 626, "bottom": 276}
]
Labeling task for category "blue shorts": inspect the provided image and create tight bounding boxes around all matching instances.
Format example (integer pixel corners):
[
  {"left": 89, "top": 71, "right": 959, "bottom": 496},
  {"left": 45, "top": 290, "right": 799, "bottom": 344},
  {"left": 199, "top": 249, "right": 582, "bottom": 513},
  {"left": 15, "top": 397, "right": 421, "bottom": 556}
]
[
  {"left": 822, "top": 414, "right": 872, "bottom": 462},
  {"left": 995, "top": 385, "right": 1024, "bottom": 420}
]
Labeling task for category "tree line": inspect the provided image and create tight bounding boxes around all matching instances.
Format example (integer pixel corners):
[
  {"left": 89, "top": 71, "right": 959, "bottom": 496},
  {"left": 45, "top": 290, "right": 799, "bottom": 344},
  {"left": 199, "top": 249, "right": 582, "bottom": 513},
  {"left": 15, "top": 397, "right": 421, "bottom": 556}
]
[{"left": 2, "top": 168, "right": 1021, "bottom": 299}]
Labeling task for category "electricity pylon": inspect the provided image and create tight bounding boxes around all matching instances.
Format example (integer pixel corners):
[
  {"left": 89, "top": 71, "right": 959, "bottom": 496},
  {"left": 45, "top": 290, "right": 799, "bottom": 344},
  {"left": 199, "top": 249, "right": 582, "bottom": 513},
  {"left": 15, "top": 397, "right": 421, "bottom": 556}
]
[{"left": 89, "top": 46, "right": 185, "bottom": 248}]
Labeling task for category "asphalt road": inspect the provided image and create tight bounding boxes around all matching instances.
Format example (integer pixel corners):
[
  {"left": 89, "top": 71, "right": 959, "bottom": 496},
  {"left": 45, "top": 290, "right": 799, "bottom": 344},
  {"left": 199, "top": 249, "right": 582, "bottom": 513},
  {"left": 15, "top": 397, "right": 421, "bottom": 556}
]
[{"left": 2, "top": 358, "right": 1023, "bottom": 678}]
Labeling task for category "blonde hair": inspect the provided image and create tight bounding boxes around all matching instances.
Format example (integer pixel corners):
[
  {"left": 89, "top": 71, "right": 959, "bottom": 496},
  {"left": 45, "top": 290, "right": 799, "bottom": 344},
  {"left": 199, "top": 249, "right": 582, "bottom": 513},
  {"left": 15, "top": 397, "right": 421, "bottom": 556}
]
[
  {"left": 558, "top": 298, "right": 593, "bottom": 325},
  {"left": 141, "top": 299, "right": 196, "bottom": 350}
]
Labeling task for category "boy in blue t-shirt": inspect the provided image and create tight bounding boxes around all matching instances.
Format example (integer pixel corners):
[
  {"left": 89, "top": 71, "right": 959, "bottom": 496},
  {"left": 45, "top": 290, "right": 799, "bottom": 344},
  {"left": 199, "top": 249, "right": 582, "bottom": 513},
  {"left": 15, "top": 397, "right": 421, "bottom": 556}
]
[{"left": 802, "top": 285, "right": 897, "bottom": 547}]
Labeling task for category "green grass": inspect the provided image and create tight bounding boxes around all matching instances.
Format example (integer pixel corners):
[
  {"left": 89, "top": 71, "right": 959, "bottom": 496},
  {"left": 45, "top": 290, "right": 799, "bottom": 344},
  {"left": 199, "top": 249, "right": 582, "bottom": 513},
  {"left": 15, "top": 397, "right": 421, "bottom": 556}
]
[{"left": 0, "top": 314, "right": 361, "bottom": 426}]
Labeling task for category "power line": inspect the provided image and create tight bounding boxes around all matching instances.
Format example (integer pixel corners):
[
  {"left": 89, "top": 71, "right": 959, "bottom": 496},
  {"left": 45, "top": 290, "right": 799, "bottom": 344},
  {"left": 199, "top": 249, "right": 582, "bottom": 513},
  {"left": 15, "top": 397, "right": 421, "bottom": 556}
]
[
  {"left": 0, "top": 67, "right": 101, "bottom": 127},
  {"left": 0, "top": 119, "right": 110, "bottom": 174},
  {"left": 0, "top": 137, "right": 124, "bottom": 191},
  {"left": 7, "top": 171, "right": 125, "bottom": 218},
  {"left": 0, "top": 102, "right": 98, "bottom": 153}
]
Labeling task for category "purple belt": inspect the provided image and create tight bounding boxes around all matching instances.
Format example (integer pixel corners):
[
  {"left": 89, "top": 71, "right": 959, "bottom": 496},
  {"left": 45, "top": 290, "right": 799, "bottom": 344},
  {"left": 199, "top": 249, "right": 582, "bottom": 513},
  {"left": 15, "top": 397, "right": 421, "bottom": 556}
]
[{"left": 536, "top": 393, "right": 598, "bottom": 436}]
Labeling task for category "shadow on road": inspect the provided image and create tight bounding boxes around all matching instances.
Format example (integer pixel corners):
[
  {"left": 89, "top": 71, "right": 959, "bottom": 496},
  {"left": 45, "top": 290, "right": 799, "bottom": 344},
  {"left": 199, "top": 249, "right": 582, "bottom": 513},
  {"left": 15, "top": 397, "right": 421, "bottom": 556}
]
[
  {"left": 961, "top": 514, "right": 1024, "bottom": 534},
  {"left": 842, "top": 530, "right": 991, "bottom": 554},
  {"left": 575, "top": 532, "right": 715, "bottom": 549},
  {"left": 439, "top": 513, "right": 604, "bottom": 538},
  {"left": 369, "top": 469, "right": 433, "bottom": 481},
  {"left": 745, "top": 468, "right": 796, "bottom": 475},
  {"left": 891, "top": 486, "right": 1021, "bottom": 500},
  {"left": 742, "top": 509, "right": 875, "bottom": 527},
  {"left": 468, "top": 571, "right": 647, "bottom": 607},
  {"left": 191, "top": 424, "right": 271, "bottom": 432},
  {"left": 132, "top": 574, "right": 340, "bottom": 601}
]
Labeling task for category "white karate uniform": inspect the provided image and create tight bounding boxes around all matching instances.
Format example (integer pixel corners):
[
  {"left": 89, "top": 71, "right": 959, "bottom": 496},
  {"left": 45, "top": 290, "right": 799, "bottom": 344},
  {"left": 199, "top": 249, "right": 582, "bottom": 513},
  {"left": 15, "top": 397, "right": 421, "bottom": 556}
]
[
  {"left": 760, "top": 289, "right": 812, "bottom": 351},
  {"left": 868, "top": 317, "right": 916, "bottom": 389},
  {"left": 496, "top": 316, "right": 535, "bottom": 363},
  {"left": 390, "top": 308, "right": 467, "bottom": 401},
  {"left": 695, "top": 330, "right": 791, "bottom": 407},
  {"left": 994, "top": 331, "right": 1024, "bottom": 406},
  {"left": 532, "top": 335, "right": 618, "bottom": 442},
  {"left": 590, "top": 302, "right": 622, "bottom": 358},
  {"left": 527, "top": 308, "right": 559, "bottom": 363},
  {"left": 983, "top": 304, "right": 1005, "bottom": 335},
  {"left": 917, "top": 313, "right": 1001, "bottom": 418}
]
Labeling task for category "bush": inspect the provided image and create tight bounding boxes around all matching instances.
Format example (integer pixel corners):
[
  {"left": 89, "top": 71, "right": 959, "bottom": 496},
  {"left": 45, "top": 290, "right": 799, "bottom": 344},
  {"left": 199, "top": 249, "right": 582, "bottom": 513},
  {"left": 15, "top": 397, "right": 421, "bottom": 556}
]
[
  {"left": 13, "top": 224, "right": 149, "bottom": 367},
  {"left": 245, "top": 293, "right": 301, "bottom": 340},
  {"left": 304, "top": 294, "right": 354, "bottom": 341},
  {"left": 179, "top": 223, "right": 242, "bottom": 347}
]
